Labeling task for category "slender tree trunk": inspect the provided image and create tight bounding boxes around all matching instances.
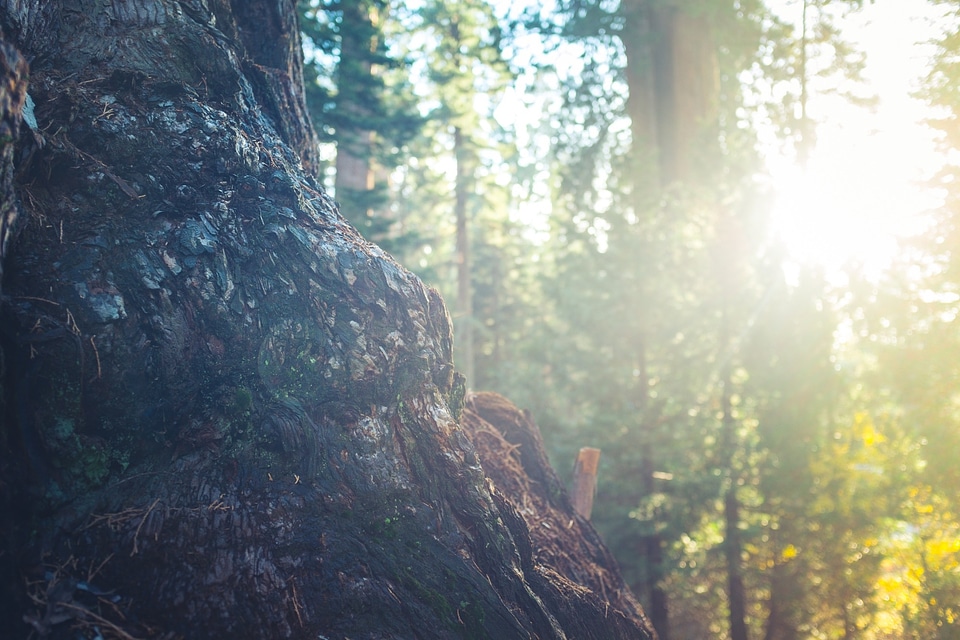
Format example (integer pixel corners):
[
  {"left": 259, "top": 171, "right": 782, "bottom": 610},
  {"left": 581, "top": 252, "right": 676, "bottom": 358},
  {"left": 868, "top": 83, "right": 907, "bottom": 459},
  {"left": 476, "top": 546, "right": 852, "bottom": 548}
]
[
  {"left": 842, "top": 598, "right": 855, "bottom": 640},
  {"left": 717, "top": 212, "right": 749, "bottom": 640},
  {"left": 454, "top": 125, "right": 474, "bottom": 387},
  {"left": 640, "top": 439, "right": 671, "bottom": 640},
  {"left": 333, "top": 0, "right": 378, "bottom": 217},
  {"left": 798, "top": 0, "right": 811, "bottom": 168},
  {"left": 481, "top": 254, "right": 503, "bottom": 387},
  {"left": 763, "top": 557, "right": 784, "bottom": 640},
  {"left": 621, "top": 326, "right": 669, "bottom": 640},
  {"left": 725, "top": 488, "right": 750, "bottom": 640},
  {"left": 718, "top": 241, "right": 747, "bottom": 640},
  {"left": 763, "top": 546, "right": 800, "bottom": 640}
]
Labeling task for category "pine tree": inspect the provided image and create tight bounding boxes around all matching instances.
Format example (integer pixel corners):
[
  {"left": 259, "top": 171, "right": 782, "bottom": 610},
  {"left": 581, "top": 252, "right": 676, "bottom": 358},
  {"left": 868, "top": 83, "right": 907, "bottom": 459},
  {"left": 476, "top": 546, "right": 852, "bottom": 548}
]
[
  {"left": 392, "top": 0, "right": 515, "bottom": 388},
  {"left": 515, "top": 1, "right": 871, "bottom": 638},
  {"left": 298, "top": 0, "right": 423, "bottom": 254}
]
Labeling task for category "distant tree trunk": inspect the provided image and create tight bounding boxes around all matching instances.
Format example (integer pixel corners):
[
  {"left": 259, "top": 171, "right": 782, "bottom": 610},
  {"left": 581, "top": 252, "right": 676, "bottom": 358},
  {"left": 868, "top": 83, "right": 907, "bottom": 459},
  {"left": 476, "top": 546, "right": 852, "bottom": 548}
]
[
  {"left": 334, "top": 0, "right": 377, "bottom": 217},
  {"left": 725, "top": 489, "right": 750, "bottom": 640},
  {"left": 454, "top": 124, "right": 474, "bottom": 387},
  {"left": 763, "top": 553, "right": 799, "bottom": 640},
  {"left": 639, "top": 439, "right": 671, "bottom": 640},
  {"left": 620, "top": 4, "right": 718, "bottom": 639},
  {"left": 717, "top": 212, "right": 750, "bottom": 640},
  {"left": 622, "top": 1, "right": 661, "bottom": 194},
  {"left": 0, "top": 2, "right": 656, "bottom": 638},
  {"left": 622, "top": 1, "right": 718, "bottom": 188},
  {"left": 621, "top": 2, "right": 666, "bottom": 606},
  {"left": 488, "top": 256, "right": 502, "bottom": 383}
]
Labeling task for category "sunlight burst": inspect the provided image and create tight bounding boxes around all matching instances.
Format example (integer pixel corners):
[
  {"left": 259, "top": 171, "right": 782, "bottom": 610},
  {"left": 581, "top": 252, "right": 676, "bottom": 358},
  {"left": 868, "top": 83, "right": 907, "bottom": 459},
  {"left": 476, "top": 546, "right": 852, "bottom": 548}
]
[{"left": 766, "top": 0, "right": 945, "bottom": 281}]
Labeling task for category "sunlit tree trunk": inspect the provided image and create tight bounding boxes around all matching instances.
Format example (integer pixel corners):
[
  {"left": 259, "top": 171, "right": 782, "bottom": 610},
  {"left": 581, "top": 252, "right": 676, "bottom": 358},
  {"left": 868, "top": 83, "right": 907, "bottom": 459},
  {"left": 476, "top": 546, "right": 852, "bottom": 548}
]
[
  {"left": 620, "top": 3, "right": 719, "bottom": 638},
  {"left": 622, "top": 1, "right": 718, "bottom": 188},
  {"left": 622, "top": 1, "right": 661, "bottom": 191},
  {"left": 454, "top": 124, "right": 475, "bottom": 387}
]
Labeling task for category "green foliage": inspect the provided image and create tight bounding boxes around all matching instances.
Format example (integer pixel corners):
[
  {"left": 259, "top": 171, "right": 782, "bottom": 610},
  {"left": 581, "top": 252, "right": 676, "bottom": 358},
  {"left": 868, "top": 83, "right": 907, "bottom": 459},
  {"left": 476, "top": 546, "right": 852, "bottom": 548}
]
[
  {"left": 389, "top": 0, "right": 523, "bottom": 385},
  {"left": 299, "top": 0, "right": 425, "bottom": 254},
  {"left": 296, "top": 2, "right": 960, "bottom": 637}
]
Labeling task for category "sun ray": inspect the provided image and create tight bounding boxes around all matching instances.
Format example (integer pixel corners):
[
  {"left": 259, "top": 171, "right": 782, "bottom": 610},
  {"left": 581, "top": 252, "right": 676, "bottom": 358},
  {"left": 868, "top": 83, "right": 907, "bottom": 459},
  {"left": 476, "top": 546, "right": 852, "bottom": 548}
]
[{"left": 766, "top": 0, "right": 946, "bottom": 282}]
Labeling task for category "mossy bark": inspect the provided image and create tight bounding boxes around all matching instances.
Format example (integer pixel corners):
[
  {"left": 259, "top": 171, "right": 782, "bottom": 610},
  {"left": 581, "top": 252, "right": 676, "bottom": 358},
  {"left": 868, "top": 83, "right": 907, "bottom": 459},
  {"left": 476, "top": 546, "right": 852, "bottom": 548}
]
[{"left": 0, "top": 2, "right": 655, "bottom": 638}]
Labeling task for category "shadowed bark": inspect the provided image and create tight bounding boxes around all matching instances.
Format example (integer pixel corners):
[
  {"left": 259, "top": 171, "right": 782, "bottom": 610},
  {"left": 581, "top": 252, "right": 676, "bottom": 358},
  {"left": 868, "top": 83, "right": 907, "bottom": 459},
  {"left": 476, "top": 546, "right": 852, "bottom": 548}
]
[{"left": 0, "top": 2, "right": 657, "bottom": 638}]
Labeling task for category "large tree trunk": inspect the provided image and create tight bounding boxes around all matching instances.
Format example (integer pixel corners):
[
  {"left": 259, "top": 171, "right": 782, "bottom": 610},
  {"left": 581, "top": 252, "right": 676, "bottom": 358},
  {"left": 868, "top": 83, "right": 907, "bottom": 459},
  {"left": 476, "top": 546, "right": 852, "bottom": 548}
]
[
  {"left": 0, "top": 2, "right": 655, "bottom": 639},
  {"left": 622, "top": 1, "right": 718, "bottom": 188},
  {"left": 619, "top": 4, "right": 719, "bottom": 638}
]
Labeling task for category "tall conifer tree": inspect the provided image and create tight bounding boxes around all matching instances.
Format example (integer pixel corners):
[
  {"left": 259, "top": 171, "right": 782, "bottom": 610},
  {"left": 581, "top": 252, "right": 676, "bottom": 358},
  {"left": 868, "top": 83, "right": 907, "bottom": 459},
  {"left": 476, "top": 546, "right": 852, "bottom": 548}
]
[{"left": 299, "top": 0, "right": 422, "bottom": 252}]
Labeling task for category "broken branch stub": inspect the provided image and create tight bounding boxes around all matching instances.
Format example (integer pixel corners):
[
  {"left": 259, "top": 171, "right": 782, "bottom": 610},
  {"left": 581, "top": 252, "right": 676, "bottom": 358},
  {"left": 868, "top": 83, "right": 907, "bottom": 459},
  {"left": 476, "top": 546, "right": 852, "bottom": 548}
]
[{"left": 571, "top": 447, "right": 602, "bottom": 520}]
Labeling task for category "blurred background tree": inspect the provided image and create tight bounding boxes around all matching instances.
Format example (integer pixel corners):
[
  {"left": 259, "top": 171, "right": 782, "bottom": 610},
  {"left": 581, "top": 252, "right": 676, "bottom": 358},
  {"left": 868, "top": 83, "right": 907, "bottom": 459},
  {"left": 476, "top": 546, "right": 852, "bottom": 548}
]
[{"left": 299, "top": 0, "right": 960, "bottom": 637}]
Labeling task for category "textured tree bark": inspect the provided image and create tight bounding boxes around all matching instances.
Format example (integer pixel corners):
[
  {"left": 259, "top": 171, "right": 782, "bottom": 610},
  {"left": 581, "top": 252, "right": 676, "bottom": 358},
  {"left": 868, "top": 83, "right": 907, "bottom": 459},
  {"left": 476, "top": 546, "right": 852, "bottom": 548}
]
[
  {"left": 462, "top": 392, "right": 658, "bottom": 640},
  {"left": 0, "top": 2, "right": 656, "bottom": 638},
  {"left": 0, "top": 35, "right": 27, "bottom": 291}
]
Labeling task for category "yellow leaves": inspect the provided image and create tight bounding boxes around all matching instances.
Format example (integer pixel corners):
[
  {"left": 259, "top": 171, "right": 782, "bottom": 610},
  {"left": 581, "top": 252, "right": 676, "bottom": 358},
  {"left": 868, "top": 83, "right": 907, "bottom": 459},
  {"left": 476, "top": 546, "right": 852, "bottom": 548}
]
[
  {"left": 854, "top": 411, "right": 886, "bottom": 447},
  {"left": 908, "top": 564, "right": 925, "bottom": 582},
  {"left": 876, "top": 575, "right": 901, "bottom": 595},
  {"left": 908, "top": 484, "right": 957, "bottom": 524},
  {"left": 926, "top": 537, "right": 960, "bottom": 571},
  {"left": 861, "top": 424, "right": 885, "bottom": 447},
  {"left": 870, "top": 489, "right": 960, "bottom": 637},
  {"left": 780, "top": 543, "right": 798, "bottom": 561},
  {"left": 927, "top": 537, "right": 960, "bottom": 557}
]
